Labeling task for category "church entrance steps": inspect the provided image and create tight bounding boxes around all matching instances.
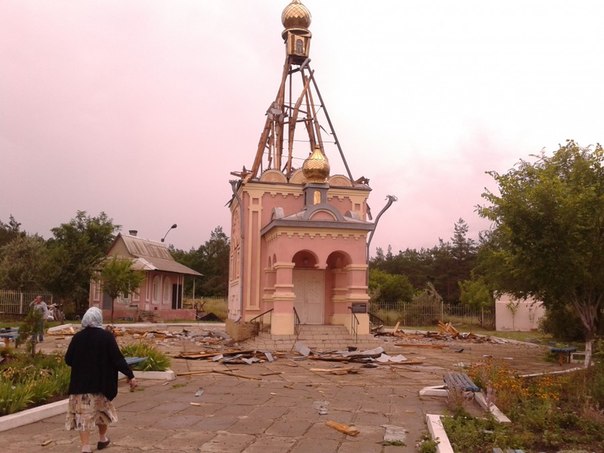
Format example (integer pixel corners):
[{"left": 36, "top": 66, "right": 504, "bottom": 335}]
[{"left": 240, "top": 324, "right": 384, "bottom": 352}]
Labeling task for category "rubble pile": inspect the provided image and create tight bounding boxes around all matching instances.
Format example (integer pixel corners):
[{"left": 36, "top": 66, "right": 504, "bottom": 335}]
[{"left": 375, "top": 321, "right": 508, "bottom": 345}]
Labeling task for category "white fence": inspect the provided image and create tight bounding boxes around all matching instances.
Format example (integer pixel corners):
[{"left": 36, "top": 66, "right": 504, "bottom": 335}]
[
  {"left": 0, "top": 290, "right": 54, "bottom": 316},
  {"left": 372, "top": 300, "right": 495, "bottom": 329}
]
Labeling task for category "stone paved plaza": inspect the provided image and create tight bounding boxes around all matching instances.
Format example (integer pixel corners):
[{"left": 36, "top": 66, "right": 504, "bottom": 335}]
[{"left": 2, "top": 325, "right": 571, "bottom": 452}]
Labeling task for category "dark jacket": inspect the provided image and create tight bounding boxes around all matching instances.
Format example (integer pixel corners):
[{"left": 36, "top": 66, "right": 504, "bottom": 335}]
[{"left": 65, "top": 326, "right": 134, "bottom": 400}]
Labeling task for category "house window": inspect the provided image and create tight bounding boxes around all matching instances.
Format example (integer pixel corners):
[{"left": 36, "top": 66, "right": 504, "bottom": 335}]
[
  {"left": 163, "top": 279, "right": 171, "bottom": 304},
  {"left": 146, "top": 277, "right": 151, "bottom": 302},
  {"left": 152, "top": 276, "right": 161, "bottom": 304},
  {"left": 92, "top": 280, "right": 102, "bottom": 302},
  {"left": 131, "top": 286, "right": 140, "bottom": 302}
]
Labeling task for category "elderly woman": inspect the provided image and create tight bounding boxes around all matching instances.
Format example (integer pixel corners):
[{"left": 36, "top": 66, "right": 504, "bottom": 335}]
[{"left": 65, "top": 307, "right": 137, "bottom": 452}]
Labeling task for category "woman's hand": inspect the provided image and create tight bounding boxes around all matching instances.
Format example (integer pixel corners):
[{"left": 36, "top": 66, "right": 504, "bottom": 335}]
[{"left": 128, "top": 377, "right": 137, "bottom": 392}]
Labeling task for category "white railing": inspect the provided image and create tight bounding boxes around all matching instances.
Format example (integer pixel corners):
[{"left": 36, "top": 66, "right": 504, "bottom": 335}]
[{"left": 371, "top": 300, "right": 495, "bottom": 329}]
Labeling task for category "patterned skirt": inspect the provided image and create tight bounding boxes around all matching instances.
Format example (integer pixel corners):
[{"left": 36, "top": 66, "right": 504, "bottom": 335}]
[{"left": 65, "top": 393, "right": 118, "bottom": 431}]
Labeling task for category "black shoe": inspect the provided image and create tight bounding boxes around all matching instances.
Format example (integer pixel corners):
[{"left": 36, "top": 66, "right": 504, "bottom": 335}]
[{"left": 97, "top": 439, "right": 110, "bottom": 450}]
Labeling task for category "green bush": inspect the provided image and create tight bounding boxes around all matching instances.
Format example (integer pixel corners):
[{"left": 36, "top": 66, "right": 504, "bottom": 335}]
[
  {"left": 444, "top": 362, "right": 604, "bottom": 452},
  {"left": 539, "top": 305, "right": 584, "bottom": 341},
  {"left": 120, "top": 342, "right": 170, "bottom": 371},
  {"left": 0, "top": 352, "right": 70, "bottom": 416}
]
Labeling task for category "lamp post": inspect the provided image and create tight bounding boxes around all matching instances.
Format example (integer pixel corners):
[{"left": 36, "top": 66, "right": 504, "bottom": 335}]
[
  {"left": 161, "top": 224, "right": 178, "bottom": 243},
  {"left": 366, "top": 195, "right": 397, "bottom": 263}
]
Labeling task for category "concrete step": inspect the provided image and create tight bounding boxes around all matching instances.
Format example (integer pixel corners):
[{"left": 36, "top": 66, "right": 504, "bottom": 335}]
[{"left": 240, "top": 324, "right": 385, "bottom": 353}]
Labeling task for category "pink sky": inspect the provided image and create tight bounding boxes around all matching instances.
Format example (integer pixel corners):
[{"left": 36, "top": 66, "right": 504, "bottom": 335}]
[{"left": 1, "top": 1, "right": 603, "bottom": 255}]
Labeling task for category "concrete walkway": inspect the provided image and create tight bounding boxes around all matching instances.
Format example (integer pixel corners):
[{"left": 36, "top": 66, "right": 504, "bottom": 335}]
[{"left": 2, "top": 325, "right": 571, "bottom": 452}]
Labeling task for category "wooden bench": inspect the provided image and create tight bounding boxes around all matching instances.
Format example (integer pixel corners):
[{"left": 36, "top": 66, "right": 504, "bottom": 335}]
[
  {"left": 0, "top": 328, "right": 19, "bottom": 347},
  {"left": 550, "top": 347, "right": 576, "bottom": 365},
  {"left": 443, "top": 371, "right": 480, "bottom": 392}
]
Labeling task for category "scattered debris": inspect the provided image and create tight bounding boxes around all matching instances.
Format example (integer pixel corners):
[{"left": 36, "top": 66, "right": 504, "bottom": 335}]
[
  {"left": 310, "top": 366, "right": 358, "bottom": 375},
  {"left": 395, "top": 343, "right": 445, "bottom": 349},
  {"left": 211, "top": 370, "right": 261, "bottom": 381},
  {"left": 325, "top": 420, "right": 359, "bottom": 436},
  {"left": 294, "top": 342, "right": 311, "bottom": 356},
  {"left": 375, "top": 353, "right": 407, "bottom": 363},
  {"left": 313, "top": 400, "right": 329, "bottom": 415},
  {"left": 260, "top": 371, "right": 283, "bottom": 377},
  {"left": 46, "top": 325, "right": 76, "bottom": 336},
  {"left": 437, "top": 321, "right": 459, "bottom": 336},
  {"left": 382, "top": 424, "right": 407, "bottom": 445}
]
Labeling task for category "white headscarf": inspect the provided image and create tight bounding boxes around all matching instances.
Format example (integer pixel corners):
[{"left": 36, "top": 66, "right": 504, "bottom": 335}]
[{"left": 81, "top": 306, "right": 103, "bottom": 328}]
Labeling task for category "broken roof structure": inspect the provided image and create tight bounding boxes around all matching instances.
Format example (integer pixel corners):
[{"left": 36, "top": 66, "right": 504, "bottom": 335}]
[{"left": 227, "top": 1, "right": 378, "bottom": 338}]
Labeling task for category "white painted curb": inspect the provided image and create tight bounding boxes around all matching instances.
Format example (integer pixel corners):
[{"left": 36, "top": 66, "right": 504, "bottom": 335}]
[
  {"left": 0, "top": 399, "right": 68, "bottom": 433},
  {"left": 0, "top": 369, "right": 174, "bottom": 432},
  {"left": 425, "top": 414, "right": 454, "bottom": 453}
]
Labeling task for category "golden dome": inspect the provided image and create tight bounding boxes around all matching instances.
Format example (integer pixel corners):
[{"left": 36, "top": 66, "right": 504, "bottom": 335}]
[
  {"left": 281, "top": 0, "right": 311, "bottom": 31},
  {"left": 302, "top": 146, "right": 330, "bottom": 183}
]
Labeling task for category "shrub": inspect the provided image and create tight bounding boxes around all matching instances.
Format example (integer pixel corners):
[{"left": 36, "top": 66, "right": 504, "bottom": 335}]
[
  {"left": 446, "top": 360, "right": 604, "bottom": 452},
  {"left": 120, "top": 342, "right": 170, "bottom": 371},
  {"left": 0, "top": 352, "right": 70, "bottom": 416}
]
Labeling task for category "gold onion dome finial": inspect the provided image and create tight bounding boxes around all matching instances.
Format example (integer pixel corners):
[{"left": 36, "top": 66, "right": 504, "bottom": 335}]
[
  {"left": 282, "top": 0, "right": 312, "bottom": 33},
  {"left": 302, "top": 146, "right": 330, "bottom": 183}
]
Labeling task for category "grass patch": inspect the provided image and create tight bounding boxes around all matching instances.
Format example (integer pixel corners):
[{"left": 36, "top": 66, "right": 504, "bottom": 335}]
[
  {"left": 416, "top": 433, "right": 439, "bottom": 453},
  {"left": 0, "top": 349, "right": 70, "bottom": 416},
  {"left": 120, "top": 342, "right": 171, "bottom": 371},
  {"left": 442, "top": 358, "right": 604, "bottom": 452},
  {"left": 183, "top": 297, "right": 227, "bottom": 321}
]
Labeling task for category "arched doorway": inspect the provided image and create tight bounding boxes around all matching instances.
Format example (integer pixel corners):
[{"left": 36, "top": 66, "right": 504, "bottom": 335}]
[{"left": 292, "top": 250, "right": 324, "bottom": 324}]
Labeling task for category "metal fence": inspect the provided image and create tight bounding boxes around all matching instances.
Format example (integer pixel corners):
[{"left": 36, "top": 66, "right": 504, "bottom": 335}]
[
  {"left": 0, "top": 290, "right": 54, "bottom": 316},
  {"left": 371, "top": 300, "right": 495, "bottom": 329}
]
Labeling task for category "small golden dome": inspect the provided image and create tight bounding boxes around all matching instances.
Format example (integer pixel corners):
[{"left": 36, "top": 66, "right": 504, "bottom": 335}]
[
  {"left": 302, "top": 146, "right": 330, "bottom": 183},
  {"left": 281, "top": 0, "right": 311, "bottom": 31}
]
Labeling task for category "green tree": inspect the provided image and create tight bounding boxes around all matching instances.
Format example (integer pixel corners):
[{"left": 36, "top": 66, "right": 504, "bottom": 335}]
[
  {"left": 172, "top": 226, "right": 229, "bottom": 298},
  {"left": 369, "top": 268, "right": 414, "bottom": 307},
  {"left": 0, "top": 234, "right": 47, "bottom": 290},
  {"left": 459, "top": 276, "right": 493, "bottom": 328},
  {"left": 371, "top": 219, "right": 477, "bottom": 305},
  {"left": 43, "top": 211, "right": 119, "bottom": 315},
  {"left": 459, "top": 277, "right": 493, "bottom": 310},
  {"left": 479, "top": 140, "right": 604, "bottom": 365},
  {"left": 98, "top": 257, "right": 145, "bottom": 323},
  {"left": 0, "top": 215, "right": 24, "bottom": 249}
]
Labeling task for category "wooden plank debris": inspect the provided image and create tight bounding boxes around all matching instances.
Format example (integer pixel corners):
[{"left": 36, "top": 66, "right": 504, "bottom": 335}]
[
  {"left": 309, "top": 366, "right": 358, "bottom": 375},
  {"left": 437, "top": 321, "right": 459, "bottom": 336},
  {"left": 211, "top": 370, "right": 261, "bottom": 381},
  {"left": 395, "top": 343, "right": 445, "bottom": 349},
  {"left": 325, "top": 420, "right": 360, "bottom": 436},
  {"left": 392, "top": 321, "right": 400, "bottom": 334}
]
